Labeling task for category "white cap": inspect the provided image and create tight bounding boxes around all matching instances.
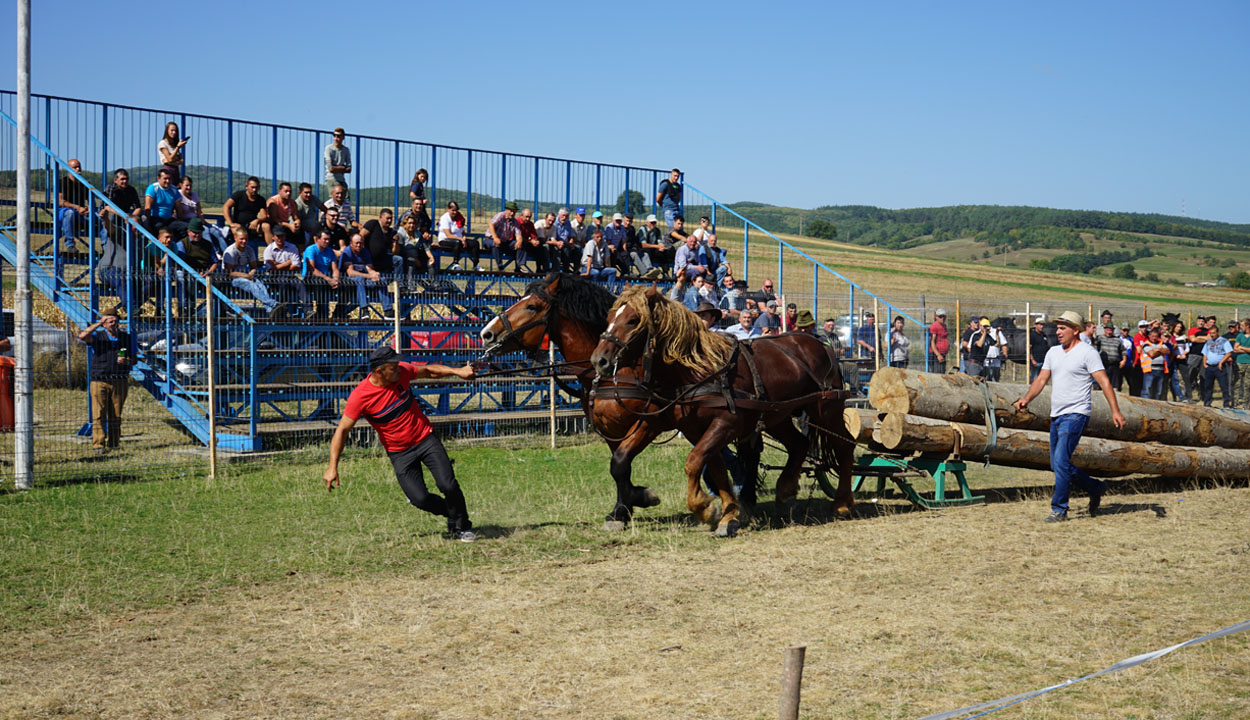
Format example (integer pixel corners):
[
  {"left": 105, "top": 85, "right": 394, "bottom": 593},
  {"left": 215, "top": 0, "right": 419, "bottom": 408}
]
[
  {"left": 934, "top": 308, "right": 947, "bottom": 317},
  {"left": 612, "top": 212, "right": 623, "bottom": 221},
  {"left": 646, "top": 214, "right": 658, "bottom": 223}
]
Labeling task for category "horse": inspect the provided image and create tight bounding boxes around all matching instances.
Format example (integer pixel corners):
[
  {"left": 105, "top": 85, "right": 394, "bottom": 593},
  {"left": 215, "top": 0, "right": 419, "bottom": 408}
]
[
  {"left": 590, "top": 286, "right": 856, "bottom": 534},
  {"left": 478, "top": 273, "right": 696, "bottom": 530},
  {"left": 991, "top": 316, "right": 1056, "bottom": 365}
]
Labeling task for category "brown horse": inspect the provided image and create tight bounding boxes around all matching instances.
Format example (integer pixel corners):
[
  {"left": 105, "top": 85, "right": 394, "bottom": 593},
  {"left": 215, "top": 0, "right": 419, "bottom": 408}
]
[
  {"left": 590, "top": 286, "right": 856, "bottom": 533},
  {"left": 479, "top": 273, "right": 689, "bottom": 529}
]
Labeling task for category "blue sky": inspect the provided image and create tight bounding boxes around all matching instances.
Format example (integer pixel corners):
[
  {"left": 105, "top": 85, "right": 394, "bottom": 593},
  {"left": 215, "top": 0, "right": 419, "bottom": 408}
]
[{"left": 7, "top": 0, "right": 1249, "bottom": 222}]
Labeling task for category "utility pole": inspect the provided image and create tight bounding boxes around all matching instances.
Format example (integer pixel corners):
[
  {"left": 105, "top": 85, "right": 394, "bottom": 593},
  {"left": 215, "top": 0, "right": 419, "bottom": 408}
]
[{"left": 14, "top": 0, "right": 33, "bottom": 490}]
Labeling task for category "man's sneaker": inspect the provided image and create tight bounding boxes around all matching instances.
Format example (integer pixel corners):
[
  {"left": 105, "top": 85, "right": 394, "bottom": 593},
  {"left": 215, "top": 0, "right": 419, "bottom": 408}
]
[
  {"left": 1044, "top": 511, "right": 1068, "bottom": 523},
  {"left": 455, "top": 530, "right": 478, "bottom": 543},
  {"left": 1089, "top": 493, "right": 1102, "bottom": 517},
  {"left": 448, "top": 263, "right": 461, "bottom": 271},
  {"left": 475, "top": 265, "right": 485, "bottom": 272}
]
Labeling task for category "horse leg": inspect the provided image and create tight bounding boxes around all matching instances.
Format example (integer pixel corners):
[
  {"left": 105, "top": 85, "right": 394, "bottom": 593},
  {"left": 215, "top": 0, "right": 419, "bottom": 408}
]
[
  {"left": 764, "top": 418, "right": 811, "bottom": 513},
  {"left": 832, "top": 433, "right": 857, "bottom": 518},
  {"left": 702, "top": 452, "right": 741, "bottom": 538},
  {"left": 684, "top": 419, "right": 736, "bottom": 530},
  {"left": 604, "top": 423, "right": 661, "bottom": 531}
]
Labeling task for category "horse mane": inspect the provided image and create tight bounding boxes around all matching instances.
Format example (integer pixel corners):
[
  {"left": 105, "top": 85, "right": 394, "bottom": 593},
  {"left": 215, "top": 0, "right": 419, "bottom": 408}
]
[
  {"left": 612, "top": 286, "right": 735, "bottom": 376},
  {"left": 525, "top": 273, "right": 616, "bottom": 332}
]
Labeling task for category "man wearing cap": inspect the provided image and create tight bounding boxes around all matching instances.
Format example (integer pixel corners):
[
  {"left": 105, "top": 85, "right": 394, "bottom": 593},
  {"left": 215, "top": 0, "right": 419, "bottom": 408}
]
[
  {"left": 323, "top": 128, "right": 351, "bottom": 199},
  {"left": 324, "top": 347, "right": 479, "bottom": 542},
  {"left": 1093, "top": 323, "right": 1125, "bottom": 391},
  {"left": 487, "top": 202, "right": 523, "bottom": 270},
  {"left": 1014, "top": 311, "right": 1125, "bottom": 522},
  {"left": 656, "top": 168, "right": 683, "bottom": 228},
  {"left": 603, "top": 213, "right": 629, "bottom": 273},
  {"left": 1028, "top": 317, "right": 1050, "bottom": 382},
  {"left": 928, "top": 310, "right": 949, "bottom": 374},
  {"left": 962, "top": 318, "right": 993, "bottom": 377},
  {"left": 756, "top": 299, "right": 780, "bottom": 334},
  {"left": 639, "top": 214, "right": 673, "bottom": 276},
  {"left": 571, "top": 207, "right": 587, "bottom": 244},
  {"left": 1200, "top": 317, "right": 1234, "bottom": 407},
  {"left": 856, "top": 312, "right": 877, "bottom": 361}
]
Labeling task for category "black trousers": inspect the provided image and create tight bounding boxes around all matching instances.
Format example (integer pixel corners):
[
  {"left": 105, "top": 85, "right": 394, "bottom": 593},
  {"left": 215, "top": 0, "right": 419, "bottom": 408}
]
[
  {"left": 388, "top": 434, "right": 471, "bottom": 532},
  {"left": 1202, "top": 365, "right": 1232, "bottom": 408}
]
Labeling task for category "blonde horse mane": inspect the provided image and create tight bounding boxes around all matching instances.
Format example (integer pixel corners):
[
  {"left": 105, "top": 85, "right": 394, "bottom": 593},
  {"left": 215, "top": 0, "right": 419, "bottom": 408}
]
[{"left": 611, "top": 286, "right": 735, "bottom": 376}]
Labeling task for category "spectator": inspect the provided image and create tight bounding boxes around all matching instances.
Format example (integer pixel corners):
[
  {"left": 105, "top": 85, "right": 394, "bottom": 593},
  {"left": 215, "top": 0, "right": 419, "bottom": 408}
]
[
  {"left": 340, "top": 232, "right": 393, "bottom": 314},
  {"left": 534, "top": 211, "right": 560, "bottom": 270},
  {"left": 182, "top": 218, "right": 220, "bottom": 279},
  {"left": 487, "top": 201, "right": 524, "bottom": 270},
  {"left": 603, "top": 212, "right": 628, "bottom": 271},
  {"left": 324, "top": 128, "right": 352, "bottom": 198},
  {"left": 303, "top": 229, "right": 350, "bottom": 319},
  {"left": 222, "top": 176, "right": 271, "bottom": 245},
  {"left": 1028, "top": 317, "right": 1049, "bottom": 382},
  {"left": 726, "top": 311, "right": 760, "bottom": 340},
  {"left": 571, "top": 207, "right": 587, "bottom": 244},
  {"left": 667, "top": 215, "right": 689, "bottom": 255},
  {"left": 143, "top": 168, "right": 182, "bottom": 236},
  {"left": 323, "top": 208, "right": 352, "bottom": 251},
  {"left": 1138, "top": 327, "right": 1170, "bottom": 399},
  {"left": 174, "top": 176, "right": 203, "bottom": 222},
  {"left": 580, "top": 228, "right": 617, "bottom": 288},
  {"left": 1079, "top": 321, "right": 1095, "bottom": 346},
  {"left": 928, "top": 309, "right": 949, "bottom": 373},
  {"left": 1234, "top": 318, "right": 1250, "bottom": 408},
  {"left": 795, "top": 310, "right": 817, "bottom": 334},
  {"left": 267, "top": 182, "right": 301, "bottom": 246},
  {"left": 666, "top": 274, "right": 695, "bottom": 312},
  {"left": 620, "top": 214, "right": 657, "bottom": 278},
  {"left": 100, "top": 168, "right": 142, "bottom": 251},
  {"left": 856, "top": 312, "right": 878, "bottom": 362},
  {"left": 324, "top": 183, "right": 359, "bottom": 231},
  {"left": 1226, "top": 320, "right": 1240, "bottom": 341},
  {"left": 1094, "top": 323, "right": 1126, "bottom": 391},
  {"left": 674, "top": 234, "right": 707, "bottom": 281},
  {"left": 1184, "top": 316, "right": 1211, "bottom": 402},
  {"left": 144, "top": 227, "right": 183, "bottom": 317},
  {"left": 516, "top": 208, "right": 547, "bottom": 272},
  {"left": 547, "top": 208, "right": 580, "bottom": 272},
  {"left": 982, "top": 320, "right": 1009, "bottom": 382},
  {"left": 361, "top": 208, "right": 402, "bottom": 281},
  {"left": 655, "top": 168, "right": 683, "bottom": 228},
  {"left": 222, "top": 227, "right": 283, "bottom": 318},
  {"left": 704, "top": 233, "right": 730, "bottom": 286},
  {"left": 694, "top": 301, "right": 722, "bottom": 331},
  {"left": 76, "top": 311, "right": 132, "bottom": 452},
  {"left": 694, "top": 274, "right": 718, "bottom": 306},
  {"left": 1165, "top": 321, "right": 1189, "bottom": 402},
  {"left": 1226, "top": 320, "right": 1241, "bottom": 401},
  {"left": 157, "top": 121, "right": 187, "bottom": 183},
  {"left": 295, "top": 183, "right": 326, "bottom": 245},
  {"left": 639, "top": 214, "right": 673, "bottom": 277},
  {"left": 397, "top": 213, "right": 436, "bottom": 282},
  {"left": 783, "top": 302, "right": 798, "bottom": 332},
  {"left": 1118, "top": 325, "right": 1138, "bottom": 395},
  {"left": 717, "top": 276, "right": 746, "bottom": 319},
  {"left": 690, "top": 215, "right": 713, "bottom": 244},
  {"left": 962, "top": 318, "right": 992, "bottom": 377},
  {"left": 1200, "top": 318, "right": 1233, "bottom": 407},
  {"left": 888, "top": 316, "right": 910, "bottom": 368},
  {"left": 756, "top": 299, "right": 781, "bottom": 334},
  {"left": 263, "top": 227, "right": 310, "bottom": 316},
  {"left": 816, "top": 317, "right": 840, "bottom": 349},
  {"left": 400, "top": 197, "right": 433, "bottom": 236},
  {"left": 438, "top": 200, "right": 480, "bottom": 271},
  {"left": 584, "top": 210, "right": 606, "bottom": 251},
  {"left": 408, "top": 168, "right": 428, "bottom": 202},
  {"left": 56, "top": 158, "right": 90, "bottom": 253}
]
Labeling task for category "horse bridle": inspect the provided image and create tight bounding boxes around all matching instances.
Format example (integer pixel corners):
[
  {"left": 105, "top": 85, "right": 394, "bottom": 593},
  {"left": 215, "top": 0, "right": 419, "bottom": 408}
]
[{"left": 479, "top": 288, "right": 557, "bottom": 361}]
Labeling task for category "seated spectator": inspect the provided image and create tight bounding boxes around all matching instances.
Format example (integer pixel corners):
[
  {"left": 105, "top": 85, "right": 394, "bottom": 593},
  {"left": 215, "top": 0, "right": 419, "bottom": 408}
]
[
  {"left": 695, "top": 274, "right": 718, "bottom": 306},
  {"left": 704, "top": 233, "right": 731, "bottom": 285},
  {"left": 223, "top": 176, "right": 271, "bottom": 245},
  {"left": 571, "top": 207, "right": 588, "bottom": 244},
  {"left": 267, "top": 182, "right": 301, "bottom": 247},
  {"left": 438, "top": 200, "right": 480, "bottom": 271},
  {"left": 322, "top": 208, "right": 352, "bottom": 251},
  {"left": 783, "top": 302, "right": 798, "bottom": 331},
  {"left": 748, "top": 278, "right": 777, "bottom": 312},
  {"left": 674, "top": 233, "right": 708, "bottom": 281},
  {"left": 756, "top": 299, "right": 781, "bottom": 334},
  {"left": 516, "top": 208, "right": 548, "bottom": 272},
  {"left": 603, "top": 213, "right": 629, "bottom": 272},
  {"left": 694, "top": 301, "right": 722, "bottom": 331},
  {"left": 263, "top": 227, "right": 310, "bottom": 316},
  {"left": 399, "top": 196, "right": 431, "bottom": 228},
  {"left": 302, "top": 229, "right": 351, "bottom": 318},
  {"left": 717, "top": 276, "right": 746, "bottom": 319},
  {"left": 639, "top": 214, "right": 673, "bottom": 277},
  {"left": 56, "top": 158, "right": 90, "bottom": 252},
  {"left": 667, "top": 272, "right": 700, "bottom": 311},
  {"left": 584, "top": 211, "right": 606, "bottom": 251},
  {"left": 174, "top": 175, "right": 203, "bottom": 222},
  {"left": 795, "top": 310, "right": 817, "bottom": 334},
  {"left": 547, "top": 208, "right": 580, "bottom": 272},
  {"left": 100, "top": 168, "right": 142, "bottom": 251},
  {"left": 396, "top": 213, "right": 436, "bottom": 282},
  {"left": 487, "top": 201, "right": 524, "bottom": 270},
  {"left": 222, "top": 227, "right": 283, "bottom": 318},
  {"left": 816, "top": 317, "right": 842, "bottom": 351},
  {"left": 668, "top": 214, "right": 689, "bottom": 247},
  {"left": 181, "top": 219, "right": 220, "bottom": 279},
  {"left": 535, "top": 210, "right": 559, "bottom": 267},
  {"left": 144, "top": 227, "right": 183, "bottom": 317},
  {"left": 360, "top": 208, "right": 402, "bottom": 281},
  {"left": 690, "top": 215, "right": 713, "bottom": 244},
  {"left": 622, "top": 214, "right": 660, "bottom": 278},
  {"left": 339, "top": 232, "right": 393, "bottom": 314},
  {"left": 580, "top": 229, "right": 618, "bottom": 288},
  {"left": 295, "top": 183, "right": 325, "bottom": 245},
  {"left": 725, "top": 311, "right": 761, "bottom": 340},
  {"left": 324, "top": 184, "right": 359, "bottom": 231}
]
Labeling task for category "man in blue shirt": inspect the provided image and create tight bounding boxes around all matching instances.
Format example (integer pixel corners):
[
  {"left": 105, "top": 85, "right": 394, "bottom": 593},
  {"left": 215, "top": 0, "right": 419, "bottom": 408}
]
[
  {"left": 725, "top": 311, "right": 760, "bottom": 340},
  {"left": 603, "top": 213, "right": 629, "bottom": 273},
  {"left": 1201, "top": 317, "right": 1234, "bottom": 407},
  {"left": 340, "top": 232, "right": 392, "bottom": 315},
  {"left": 673, "top": 234, "right": 707, "bottom": 282},
  {"left": 856, "top": 312, "right": 878, "bottom": 359},
  {"left": 144, "top": 169, "right": 183, "bottom": 236},
  {"left": 655, "top": 168, "right": 683, "bottom": 228},
  {"left": 303, "top": 229, "right": 351, "bottom": 318}
]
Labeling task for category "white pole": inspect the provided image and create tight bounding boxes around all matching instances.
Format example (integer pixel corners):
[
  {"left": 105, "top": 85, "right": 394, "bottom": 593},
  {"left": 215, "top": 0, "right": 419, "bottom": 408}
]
[
  {"left": 549, "top": 343, "right": 556, "bottom": 449},
  {"left": 1025, "top": 302, "right": 1031, "bottom": 384},
  {"left": 392, "top": 282, "right": 401, "bottom": 350},
  {"left": 14, "top": 0, "right": 33, "bottom": 490},
  {"left": 205, "top": 278, "right": 217, "bottom": 479}
]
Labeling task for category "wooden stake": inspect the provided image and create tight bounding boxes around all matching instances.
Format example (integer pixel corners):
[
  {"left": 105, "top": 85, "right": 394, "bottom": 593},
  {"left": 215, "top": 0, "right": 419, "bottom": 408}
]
[
  {"left": 779, "top": 646, "right": 806, "bottom": 720},
  {"left": 873, "top": 298, "right": 880, "bottom": 374},
  {"left": 1025, "top": 301, "right": 1031, "bottom": 383},
  {"left": 954, "top": 298, "right": 961, "bottom": 371}
]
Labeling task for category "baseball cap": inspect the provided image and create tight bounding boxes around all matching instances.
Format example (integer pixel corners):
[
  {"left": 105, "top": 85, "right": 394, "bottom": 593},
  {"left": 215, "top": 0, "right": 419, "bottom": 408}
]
[
  {"left": 272, "top": 225, "right": 288, "bottom": 238},
  {"left": 368, "top": 346, "right": 402, "bottom": 370},
  {"left": 592, "top": 211, "right": 604, "bottom": 219},
  {"left": 766, "top": 300, "right": 778, "bottom": 309},
  {"left": 934, "top": 308, "right": 947, "bottom": 317},
  {"left": 863, "top": 311, "right": 874, "bottom": 318},
  {"left": 646, "top": 214, "right": 658, "bottom": 223},
  {"left": 612, "top": 212, "right": 623, "bottom": 221},
  {"left": 1138, "top": 319, "right": 1149, "bottom": 327},
  {"left": 979, "top": 318, "right": 991, "bottom": 326},
  {"left": 1100, "top": 309, "right": 1113, "bottom": 316},
  {"left": 187, "top": 218, "right": 205, "bottom": 233},
  {"left": 1034, "top": 316, "right": 1044, "bottom": 324},
  {"left": 575, "top": 206, "right": 586, "bottom": 214}
]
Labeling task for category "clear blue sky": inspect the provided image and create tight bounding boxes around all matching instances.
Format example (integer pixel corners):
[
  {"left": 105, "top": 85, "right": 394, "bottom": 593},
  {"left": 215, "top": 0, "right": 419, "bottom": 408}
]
[{"left": 8, "top": 0, "right": 1249, "bottom": 223}]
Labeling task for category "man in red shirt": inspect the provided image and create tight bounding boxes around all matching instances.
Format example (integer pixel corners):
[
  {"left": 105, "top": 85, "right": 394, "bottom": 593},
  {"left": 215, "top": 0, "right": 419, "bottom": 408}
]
[
  {"left": 324, "top": 347, "right": 479, "bottom": 541},
  {"left": 928, "top": 308, "right": 949, "bottom": 373}
]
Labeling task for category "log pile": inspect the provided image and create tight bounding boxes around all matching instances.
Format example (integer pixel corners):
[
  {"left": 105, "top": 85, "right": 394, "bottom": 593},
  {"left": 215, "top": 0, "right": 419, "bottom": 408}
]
[{"left": 861, "top": 367, "right": 1250, "bottom": 480}]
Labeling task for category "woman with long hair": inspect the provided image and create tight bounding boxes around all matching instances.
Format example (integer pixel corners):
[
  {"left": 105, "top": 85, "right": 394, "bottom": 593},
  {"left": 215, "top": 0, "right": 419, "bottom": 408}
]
[{"left": 158, "top": 121, "right": 187, "bottom": 183}]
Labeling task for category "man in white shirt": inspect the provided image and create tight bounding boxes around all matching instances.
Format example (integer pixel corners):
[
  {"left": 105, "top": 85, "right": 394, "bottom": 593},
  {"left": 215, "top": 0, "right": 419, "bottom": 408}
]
[
  {"left": 262, "top": 227, "right": 309, "bottom": 315},
  {"left": 1014, "top": 311, "right": 1125, "bottom": 522}
]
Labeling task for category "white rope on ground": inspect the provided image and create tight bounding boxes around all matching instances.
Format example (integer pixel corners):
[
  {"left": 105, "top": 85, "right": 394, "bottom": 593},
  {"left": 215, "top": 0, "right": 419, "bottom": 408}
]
[{"left": 917, "top": 618, "right": 1250, "bottom": 720}]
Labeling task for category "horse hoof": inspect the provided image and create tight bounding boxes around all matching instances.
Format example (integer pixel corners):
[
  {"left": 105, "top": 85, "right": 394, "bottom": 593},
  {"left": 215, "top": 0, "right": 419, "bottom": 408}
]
[
  {"left": 602, "top": 520, "right": 627, "bottom": 532},
  {"left": 836, "top": 504, "right": 853, "bottom": 519},
  {"left": 636, "top": 487, "right": 661, "bottom": 508},
  {"left": 702, "top": 502, "right": 723, "bottom": 528},
  {"left": 715, "top": 520, "right": 740, "bottom": 538}
]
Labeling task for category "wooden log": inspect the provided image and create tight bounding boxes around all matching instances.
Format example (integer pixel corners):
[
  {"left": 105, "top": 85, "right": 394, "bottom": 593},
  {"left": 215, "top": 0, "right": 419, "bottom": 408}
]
[
  {"left": 876, "top": 411, "right": 1250, "bottom": 479},
  {"left": 842, "top": 408, "right": 881, "bottom": 443},
  {"left": 868, "top": 366, "right": 1250, "bottom": 448}
]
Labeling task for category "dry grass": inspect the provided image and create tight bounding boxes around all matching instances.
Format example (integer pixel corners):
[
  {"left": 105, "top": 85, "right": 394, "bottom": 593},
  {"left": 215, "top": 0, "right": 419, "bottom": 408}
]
[{"left": 1, "top": 475, "right": 1246, "bottom": 719}]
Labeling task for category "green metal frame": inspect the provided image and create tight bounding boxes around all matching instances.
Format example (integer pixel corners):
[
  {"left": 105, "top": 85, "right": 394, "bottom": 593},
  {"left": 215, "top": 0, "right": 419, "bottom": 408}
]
[{"left": 850, "top": 455, "right": 985, "bottom": 509}]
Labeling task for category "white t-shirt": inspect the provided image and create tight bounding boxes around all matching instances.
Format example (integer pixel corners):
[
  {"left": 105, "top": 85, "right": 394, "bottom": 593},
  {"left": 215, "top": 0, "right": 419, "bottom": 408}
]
[
  {"left": 438, "top": 212, "right": 464, "bottom": 242},
  {"left": 984, "top": 328, "right": 1007, "bottom": 359},
  {"left": 263, "top": 242, "right": 301, "bottom": 269},
  {"left": 1042, "top": 341, "right": 1105, "bottom": 418}
]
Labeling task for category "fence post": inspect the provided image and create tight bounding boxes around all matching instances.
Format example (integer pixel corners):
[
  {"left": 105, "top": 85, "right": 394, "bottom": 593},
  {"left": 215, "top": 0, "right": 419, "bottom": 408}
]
[
  {"left": 549, "top": 342, "right": 556, "bottom": 450},
  {"left": 779, "top": 646, "right": 806, "bottom": 720},
  {"left": 1025, "top": 301, "right": 1031, "bottom": 384},
  {"left": 955, "top": 298, "right": 961, "bottom": 372},
  {"left": 393, "top": 282, "right": 402, "bottom": 351},
  {"left": 226, "top": 120, "right": 233, "bottom": 198},
  {"left": 393, "top": 141, "right": 400, "bottom": 219},
  {"left": 205, "top": 277, "right": 217, "bottom": 479},
  {"left": 466, "top": 150, "right": 473, "bottom": 233},
  {"left": 873, "top": 298, "right": 881, "bottom": 375}
]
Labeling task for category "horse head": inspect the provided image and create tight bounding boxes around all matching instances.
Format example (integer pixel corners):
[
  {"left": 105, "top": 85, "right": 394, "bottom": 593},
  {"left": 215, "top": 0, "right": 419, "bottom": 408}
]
[
  {"left": 478, "top": 273, "right": 563, "bottom": 359},
  {"left": 591, "top": 286, "right": 656, "bottom": 378}
]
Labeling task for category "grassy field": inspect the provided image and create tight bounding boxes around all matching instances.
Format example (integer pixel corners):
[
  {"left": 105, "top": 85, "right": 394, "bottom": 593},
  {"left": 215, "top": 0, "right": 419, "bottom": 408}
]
[{"left": 1, "top": 440, "right": 1248, "bottom": 718}]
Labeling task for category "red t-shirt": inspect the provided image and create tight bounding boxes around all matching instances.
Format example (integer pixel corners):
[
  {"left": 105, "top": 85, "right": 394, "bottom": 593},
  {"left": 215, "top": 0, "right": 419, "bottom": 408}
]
[
  {"left": 929, "top": 321, "right": 949, "bottom": 355},
  {"left": 344, "top": 362, "right": 432, "bottom": 452}
]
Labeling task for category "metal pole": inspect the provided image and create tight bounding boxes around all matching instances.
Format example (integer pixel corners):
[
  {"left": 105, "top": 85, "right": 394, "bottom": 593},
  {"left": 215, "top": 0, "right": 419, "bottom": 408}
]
[
  {"left": 205, "top": 277, "right": 217, "bottom": 479},
  {"left": 393, "top": 282, "right": 401, "bottom": 351},
  {"left": 1025, "top": 301, "right": 1031, "bottom": 383},
  {"left": 549, "top": 342, "right": 556, "bottom": 450},
  {"left": 14, "top": 0, "right": 34, "bottom": 490},
  {"left": 955, "top": 298, "right": 962, "bottom": 372}
]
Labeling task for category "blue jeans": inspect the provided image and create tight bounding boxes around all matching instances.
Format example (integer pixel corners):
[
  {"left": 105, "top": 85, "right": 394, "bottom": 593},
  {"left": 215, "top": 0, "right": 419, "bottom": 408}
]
[
  {"left": 347, "top": 277, "right": 392, "bottom": 312},
  {"left": 1141, "top": 369, "right": 1163, "bottom": 399},
  {"left": 230, "top": 276, "right": 278, "bottom": 312},
  {"left": 57, "top": 207, "right": 81, "bottom": 244},
  {"left": 584, "top": 267, "right": 617, "bottom": 290},
  {"left": 713, "top": 263, "right": 730, "bottom": 286},
  {"left": 663, "top": 207, "right": 679, "bottom": 228},
  {"left": 1049, "top": 413, "right": 1105, "bottom": 514}
]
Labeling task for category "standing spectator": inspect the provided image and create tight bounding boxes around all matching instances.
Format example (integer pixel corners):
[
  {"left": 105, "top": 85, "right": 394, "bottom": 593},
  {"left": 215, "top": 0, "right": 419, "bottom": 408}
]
[
  {"left": 1226, "top": 320, "right": 1240, "bottom": 341},
  {"left": 856, "top": 312, "right": 878, "bottom": 362},
  {"left": 324, "top": 184, "right": 359, "bottom": 231},
  {"left": 1079, "top": 321, "right": 1095, "bottom": 345},
  {"left": 674, "top": 234, "right": 708, "bottom": 281},
  {"left": 267, "top": 182, "right": 301, "bottom": 247},
  {"left": 1138, "top": 327, "right": 1169, "bottom": 399},
  {"left": 958, "top": 317, "right": 978, "bottom": 374},
  {"left": 1093, "top": 323, "right": 1125, "bottom": 391},
  {"left": 1233, "top": 318, "right": 1250, "bottom": 408},
  {"left": 928, "top": 309, "right": 949, "bottom": 373},
  {"left": 156, "top": 121, "right": 187, "bottom": 183},
  {"left": 324, "top": 128, "right": 352, "bottom": 199},
  {"left": 1165, "top": 322, "right": 1189, "bottom": 401},
  {"left": 1200, "top": 318, "right": 1233, "bottom": 407},
  {"left": 639, "top": 214, "right": 673, "bottom": 277},
  {"left": 361, "top": 208, "right": 402, "bottom": 281},
  {"left": 100, "top": 168, "right": 142, "bottom": 251},
  {"left": 1184, "top": 317, "right": 1211, "bottom": 402},
  {"left": 487, "top": 202, "right": 523, "bottom": 270},
  {"left": 1225, "top": 320, "right": 1241, "bottom": 401},
  {"left": 655, "top": 168, "right": 683, "bottom": 228},
  {"left": 76, "top": 311, "right": 132, "bottom": 452},
  {"left": 704, "top": 233, "right": 730, "bottom": 286},
  {"left": 340, "top": 232, "right": 393, "bottom": 314},
  {"left": 982, "top": 321, "right": 1009, "bottom": 381},
  {"left": 263, "top": 227, "right": 310, "bottom": 316},
  {"left": 56, "top": 158, "right": 90, "bottom": 253},
  {"left": 294, "top": 183, "right": 326, "bottom": 245},
  {"left": 1119, "top": 325, "right": 1140, "bottom": 396},
  {"left": 580, "top": 228, "right": 617, "bottom": 288},
  {"left": 1014, "top": 310, "right": 1125, "bottom": 522},
  {"left": 962, "top": 318, "right": 992, "bottom": 377},
  {"left": 1028, "top": 317, "right": 1049, "bottom": 382},
  {"left": 143, "top": 168, "right": 182, "bottom": 236},
  {"left": 516, "top": 208, "right": 547, "bottom": 271},
  {"left": 397, "top": 213, "right": 436, "bottom": 282},
  {"left": 302, "top": 229, "right": 350, "bottom": 319},
  {"left": 438, "top": 201, "right": 480, "bottom": 271},
  {"left": 323, "top": 208, "right": 352, "bottom": 252},
  {"left": 1099, "top": 308, "right": 1114, "bottom": 329},
  {"left": 408, "top": 168, "right": 428, "bottom": 202},
  {"left": 222, "top": 227, "right": 283, "bottom": 318},
  {"left": 222, "top": 176, "right": 271, "bottom": 245},
  {"left": 888, "top": 316, "right": 910, "bottom": 368}
]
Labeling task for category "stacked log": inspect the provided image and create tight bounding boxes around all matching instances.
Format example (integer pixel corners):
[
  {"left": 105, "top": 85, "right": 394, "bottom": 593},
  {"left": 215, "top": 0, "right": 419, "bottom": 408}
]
[{"left": 864, "top": 367, "right": 1250, "bottom": 480}]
